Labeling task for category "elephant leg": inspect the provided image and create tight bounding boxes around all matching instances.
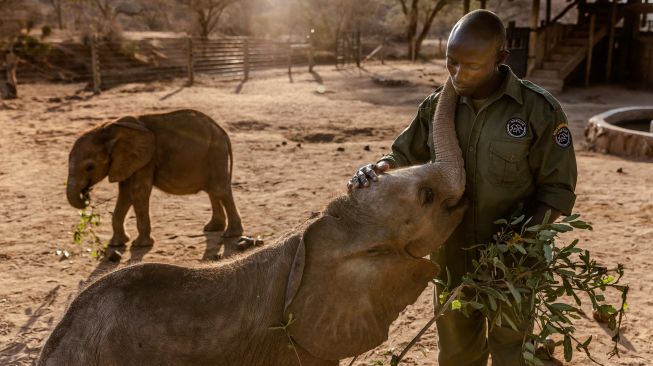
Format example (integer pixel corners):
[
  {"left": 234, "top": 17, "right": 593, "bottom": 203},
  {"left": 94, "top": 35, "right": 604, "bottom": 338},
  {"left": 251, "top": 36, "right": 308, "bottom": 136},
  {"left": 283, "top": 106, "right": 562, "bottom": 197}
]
[
  {"left": 109, "top": 181, "right": 132, "bottom": 247},
  {"left": 204, "top": 193, "right": 227, "bottom": 232},
  {"left": 219, "top": 185, "right": 243, "bottom": 238},
  {"left": 129, "top": 168, "right": 155, "bottom": 247}
]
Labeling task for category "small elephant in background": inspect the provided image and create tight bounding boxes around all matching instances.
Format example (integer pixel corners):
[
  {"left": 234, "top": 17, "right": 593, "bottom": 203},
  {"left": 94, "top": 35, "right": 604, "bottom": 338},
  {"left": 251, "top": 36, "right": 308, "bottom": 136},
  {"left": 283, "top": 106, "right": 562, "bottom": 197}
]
[{"left": 66, "top": 109, "right": 243, "bottom": 247}]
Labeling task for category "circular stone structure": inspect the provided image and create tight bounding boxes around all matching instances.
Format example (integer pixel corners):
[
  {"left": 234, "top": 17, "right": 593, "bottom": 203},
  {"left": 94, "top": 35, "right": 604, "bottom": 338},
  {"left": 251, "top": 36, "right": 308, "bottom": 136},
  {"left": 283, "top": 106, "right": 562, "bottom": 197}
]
[{"left": 585, "top": 106, "right": 653, "bottom": 160}]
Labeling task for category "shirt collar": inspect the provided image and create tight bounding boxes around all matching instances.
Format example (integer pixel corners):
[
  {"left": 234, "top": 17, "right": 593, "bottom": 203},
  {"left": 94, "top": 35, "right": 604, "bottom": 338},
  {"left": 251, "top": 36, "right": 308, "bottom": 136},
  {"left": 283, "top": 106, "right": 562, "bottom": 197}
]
[
  {"left": 501, "top": 64, "right": 524, "bottom": 105},
  {"left": 460, "top": 64, "right": 523, "bottom": 107}
]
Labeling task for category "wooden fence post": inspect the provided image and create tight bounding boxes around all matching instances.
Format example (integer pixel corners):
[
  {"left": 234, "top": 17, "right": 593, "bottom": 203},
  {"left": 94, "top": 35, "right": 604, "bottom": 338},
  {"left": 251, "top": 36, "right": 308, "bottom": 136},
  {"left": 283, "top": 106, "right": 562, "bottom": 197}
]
[
  {"left": 91, "top": 34, "right": 101, "bottom": 94},
  {"left": 187, "top": 37, "right": 194, "bottom": 86},
  {"left": 585, "top": 13, "right": 595, "bottom": 86},
  {"left": 356, "top": 28, "right": 361, "bottom": 68},
  {"left": 287, "top": 43, "right": 293, "bottom": 78},
  {"left": 308, "top": 42, "right": 314, "bottom": 72},
  {"left": 335, "top": 31, "right": 339, "bottom": 69},
  {"left": 243, "top": 38, "right": 250, "bottom": 80}
]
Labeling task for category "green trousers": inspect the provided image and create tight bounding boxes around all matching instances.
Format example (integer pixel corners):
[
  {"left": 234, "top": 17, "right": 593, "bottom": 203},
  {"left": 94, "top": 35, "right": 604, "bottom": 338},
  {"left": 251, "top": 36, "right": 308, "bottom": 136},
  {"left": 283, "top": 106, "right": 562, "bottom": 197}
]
[
  {"left": 432, "top": 231, "right": 530, "bottom": 366},
  {"left": 434, "top": 302, "right": 529, "bottom": 366}
]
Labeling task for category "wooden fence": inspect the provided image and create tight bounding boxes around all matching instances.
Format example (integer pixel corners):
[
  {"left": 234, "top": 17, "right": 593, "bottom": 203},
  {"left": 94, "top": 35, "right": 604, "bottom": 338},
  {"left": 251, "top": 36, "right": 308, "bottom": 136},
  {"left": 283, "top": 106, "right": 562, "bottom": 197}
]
[{"left": 16, "top": 36, "right": 314, "bottom": 92}]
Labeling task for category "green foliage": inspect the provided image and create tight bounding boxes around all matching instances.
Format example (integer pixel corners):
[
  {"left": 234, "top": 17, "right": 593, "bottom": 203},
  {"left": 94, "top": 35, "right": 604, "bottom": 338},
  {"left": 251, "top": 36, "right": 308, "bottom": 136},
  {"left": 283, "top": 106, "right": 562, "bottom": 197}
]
[
  {"left": 443, "top": 213, "right": 628, "bottom": 365},
  {"left": 72, "top": 192, "right": 107, "bottom": 260},
  {"left": 13, "top": 33, "right": 51, "bottom": 61},
  {"left": 41, "top": 25, "right": 52, "bottom": 39},
  {"left": 270, "top": 313, "right": 303, "bottom": 365}
]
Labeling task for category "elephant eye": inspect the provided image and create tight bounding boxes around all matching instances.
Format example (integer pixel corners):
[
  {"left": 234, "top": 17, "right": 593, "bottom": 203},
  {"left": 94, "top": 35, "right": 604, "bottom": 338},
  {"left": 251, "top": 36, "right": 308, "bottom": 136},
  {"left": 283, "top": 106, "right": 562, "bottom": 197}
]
[
  {"left": 85, "top": 164, "right": 95, "bottom": 172},
  {"left": 419, "top": 187, "right": 434, "bottom": 206},
  {"left": 366, "top": 246, "right": 390, "bottom": 256}
]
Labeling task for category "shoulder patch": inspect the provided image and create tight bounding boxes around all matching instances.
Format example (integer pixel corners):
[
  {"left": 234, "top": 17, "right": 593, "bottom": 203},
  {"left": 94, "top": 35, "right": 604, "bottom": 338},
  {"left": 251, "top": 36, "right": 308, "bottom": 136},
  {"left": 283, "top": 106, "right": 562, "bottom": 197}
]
[
  {"left": 520, "top": 79, "right": 561, "bottom": 111},
  {"left": 553, "top": 123, "right": 572, "bottom": 148}
]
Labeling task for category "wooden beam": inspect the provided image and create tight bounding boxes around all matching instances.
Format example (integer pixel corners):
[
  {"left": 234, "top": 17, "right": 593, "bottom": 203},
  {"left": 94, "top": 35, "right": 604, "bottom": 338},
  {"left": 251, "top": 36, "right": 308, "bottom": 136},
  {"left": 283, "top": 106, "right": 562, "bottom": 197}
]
[
  {"left": 527, "top": 0, "right": 541, "bottom": 75},
  {"left": 585, "top": 14, "right": 595, "bottom": 87},
  {"left": 606, "top": 0, "right": 617, "bottom": 81},
  {"left": 464, "top": 0, "right": 470, "bottom": 14}
]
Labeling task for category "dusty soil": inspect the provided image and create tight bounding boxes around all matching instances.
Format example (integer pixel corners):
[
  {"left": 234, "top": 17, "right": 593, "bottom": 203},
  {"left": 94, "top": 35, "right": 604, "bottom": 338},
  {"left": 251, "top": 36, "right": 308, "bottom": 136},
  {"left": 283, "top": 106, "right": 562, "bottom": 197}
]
[{"left": 0, "top": 60, "right": 651, "bottom": 365}]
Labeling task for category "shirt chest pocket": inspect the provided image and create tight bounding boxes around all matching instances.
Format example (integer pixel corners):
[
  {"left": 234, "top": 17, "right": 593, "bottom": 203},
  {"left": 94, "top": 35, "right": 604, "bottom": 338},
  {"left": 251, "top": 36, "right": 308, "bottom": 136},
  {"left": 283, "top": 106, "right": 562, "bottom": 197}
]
[{"left": 487, "top": 140, "right": 531, "bottom": 186}]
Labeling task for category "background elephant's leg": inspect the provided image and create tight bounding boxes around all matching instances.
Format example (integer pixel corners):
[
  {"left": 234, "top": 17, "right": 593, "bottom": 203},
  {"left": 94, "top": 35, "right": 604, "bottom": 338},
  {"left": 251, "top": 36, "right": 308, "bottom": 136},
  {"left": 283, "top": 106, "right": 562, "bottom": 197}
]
[
  {"left": 219, "top": 186, "right": 243, "bottom": 238},
  {"left": 109, "top": 181, "right": 132, "bottom": 246},
  {"left": 129, "top": 169, "right": 155, "bottom": 247},
  {"left": 204, "top": 193, "right": 227, "bottom": 232}
]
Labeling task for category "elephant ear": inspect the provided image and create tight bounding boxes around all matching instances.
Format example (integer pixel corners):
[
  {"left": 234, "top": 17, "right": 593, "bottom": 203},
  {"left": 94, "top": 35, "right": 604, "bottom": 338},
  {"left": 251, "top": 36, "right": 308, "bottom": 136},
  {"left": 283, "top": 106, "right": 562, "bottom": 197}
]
[
  {"left": 286, "top": 215, "right": 438, "bottom": 361},
  {"left": 105, "top": 116, "right": 155, "bottom": 183}
]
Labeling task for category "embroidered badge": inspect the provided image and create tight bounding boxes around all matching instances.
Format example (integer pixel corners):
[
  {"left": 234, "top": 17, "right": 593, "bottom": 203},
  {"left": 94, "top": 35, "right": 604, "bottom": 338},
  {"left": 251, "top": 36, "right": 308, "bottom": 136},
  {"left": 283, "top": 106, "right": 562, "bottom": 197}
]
[
  {"left": 506, "top": 118, "right": 527, "bottom": 138},
  {"left": 553, "top": 124, "right": 572, "bottom": 148}
]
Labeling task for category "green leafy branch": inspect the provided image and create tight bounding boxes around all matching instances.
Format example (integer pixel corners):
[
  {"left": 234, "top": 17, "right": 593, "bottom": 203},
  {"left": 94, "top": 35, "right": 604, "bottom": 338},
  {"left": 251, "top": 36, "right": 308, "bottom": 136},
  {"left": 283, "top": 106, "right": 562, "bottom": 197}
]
[
  {"left": 441, "top": 213, "right": 628, "bottom": 365},
  {"left": 270, "top": 313, "right": 303, "bottom": 366},
  {"left": 71, "top": 191, "right": 107, "bottom": 260}
]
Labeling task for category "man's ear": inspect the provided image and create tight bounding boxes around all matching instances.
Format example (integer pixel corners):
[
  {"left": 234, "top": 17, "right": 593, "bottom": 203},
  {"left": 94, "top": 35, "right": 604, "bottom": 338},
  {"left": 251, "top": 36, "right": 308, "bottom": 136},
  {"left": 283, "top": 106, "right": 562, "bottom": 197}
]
[{"left": 497, "top": 49, "right": 510, "bottom": 65}]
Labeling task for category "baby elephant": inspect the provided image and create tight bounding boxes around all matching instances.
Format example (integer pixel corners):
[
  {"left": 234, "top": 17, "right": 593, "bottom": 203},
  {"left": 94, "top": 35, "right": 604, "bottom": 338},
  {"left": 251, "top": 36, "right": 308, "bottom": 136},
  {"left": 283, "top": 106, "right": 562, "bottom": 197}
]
[{"left": 66, "top": 109, "right": 243, "bottom": 247}]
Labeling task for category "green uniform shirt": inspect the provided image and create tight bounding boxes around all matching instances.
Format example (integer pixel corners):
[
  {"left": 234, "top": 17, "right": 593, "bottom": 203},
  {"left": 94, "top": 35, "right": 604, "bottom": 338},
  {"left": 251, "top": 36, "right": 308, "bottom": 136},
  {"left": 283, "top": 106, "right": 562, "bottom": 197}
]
[{"left": 379, "top": 65, "right": 577, "bottom": 279}]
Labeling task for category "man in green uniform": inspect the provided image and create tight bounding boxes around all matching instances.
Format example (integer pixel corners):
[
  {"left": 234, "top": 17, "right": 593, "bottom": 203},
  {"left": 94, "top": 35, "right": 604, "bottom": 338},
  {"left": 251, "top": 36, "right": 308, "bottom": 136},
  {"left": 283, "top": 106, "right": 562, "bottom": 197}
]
[{"left": 348, "top": 9, "right": 577, "bottom": 366}]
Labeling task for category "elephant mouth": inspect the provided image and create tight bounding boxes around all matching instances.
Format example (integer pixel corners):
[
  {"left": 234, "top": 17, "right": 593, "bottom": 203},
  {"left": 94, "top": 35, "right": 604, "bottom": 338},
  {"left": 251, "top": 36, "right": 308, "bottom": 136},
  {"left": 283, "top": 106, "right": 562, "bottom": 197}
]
[{"left": 404, "top": 242, "right": 430, "bottom": 260}]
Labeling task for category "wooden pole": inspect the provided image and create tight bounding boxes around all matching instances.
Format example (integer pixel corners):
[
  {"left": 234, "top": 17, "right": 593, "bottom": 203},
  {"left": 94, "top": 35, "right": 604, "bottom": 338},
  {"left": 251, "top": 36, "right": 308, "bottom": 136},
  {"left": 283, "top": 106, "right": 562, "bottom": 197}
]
[
  {"left": 187, "top": 37, "right": 194, "bottom": 86},
  {"left": 605, "top": 0, "right": 617, "bottom": 81},
  {"left": 356, "top": 27, "right": 361, "bottom": 68},
  {"left": 480, "top": 0, "right": 487, "bottom": 9},
  {"left": 308, "top": 43, "right": 314, "bottom": 72},
  {"left": 411, "top": 36, "right": 416, "bottom": 62},
  {"left": 381, "top": 36, "right": 386, "bottom": 65},
  {"left": 463, "top": 0, "right": 470, "bottom": 14},
  {"left": 544, "top": 0, "right": 551, "bottom": 53},
  {"left": 243, "top": 38, "right": 250, "bottom": 80},
  {"left": 585, "top": 14, "right": 595, "bottom": 86},
  {"left": 528, "top": 0, "right": 541, "bottom": 75},
  {"left": 335, "top": 31, "right": 339, "bottom": 69},
  {"left": 91, "top": 34, "right": 101, "bottom": 94},
  {"left": 287, "top": 43, "right": 292, "bottom": 77}
]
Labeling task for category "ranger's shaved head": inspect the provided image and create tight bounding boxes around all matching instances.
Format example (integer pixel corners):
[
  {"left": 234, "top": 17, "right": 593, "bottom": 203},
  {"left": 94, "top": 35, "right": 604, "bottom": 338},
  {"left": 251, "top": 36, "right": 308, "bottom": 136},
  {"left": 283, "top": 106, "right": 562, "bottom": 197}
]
[
  {"left": 450, "top": 9, "right": 506, "bottom": 55},
  {"left": 445, "top": 9, "right": 509, "bottom": 98}
]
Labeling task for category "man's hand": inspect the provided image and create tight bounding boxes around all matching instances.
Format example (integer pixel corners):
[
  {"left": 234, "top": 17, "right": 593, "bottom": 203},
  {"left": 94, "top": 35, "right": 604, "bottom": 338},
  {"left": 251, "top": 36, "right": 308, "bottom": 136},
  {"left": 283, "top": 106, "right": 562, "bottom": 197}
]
[{"left": 347, "top": 161, "right": 391, "bottom": 191}]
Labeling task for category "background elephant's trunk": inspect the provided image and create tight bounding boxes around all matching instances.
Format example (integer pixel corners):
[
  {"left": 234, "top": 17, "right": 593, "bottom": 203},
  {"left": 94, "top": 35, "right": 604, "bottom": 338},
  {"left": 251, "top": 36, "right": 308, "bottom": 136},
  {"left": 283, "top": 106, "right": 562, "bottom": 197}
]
[
  {"left": 66, "top": 179, "right": 88, "bottom": 209},
  {"left": 432, "top": 78, "right": 465, "bottom": 197}
]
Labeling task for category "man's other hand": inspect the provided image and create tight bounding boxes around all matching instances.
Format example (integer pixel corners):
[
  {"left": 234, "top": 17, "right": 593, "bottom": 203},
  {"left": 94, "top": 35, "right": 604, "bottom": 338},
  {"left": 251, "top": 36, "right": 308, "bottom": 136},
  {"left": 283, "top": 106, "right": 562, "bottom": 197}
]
[{"left": 347, "top": 161, "right": 391, "bottom": 191}]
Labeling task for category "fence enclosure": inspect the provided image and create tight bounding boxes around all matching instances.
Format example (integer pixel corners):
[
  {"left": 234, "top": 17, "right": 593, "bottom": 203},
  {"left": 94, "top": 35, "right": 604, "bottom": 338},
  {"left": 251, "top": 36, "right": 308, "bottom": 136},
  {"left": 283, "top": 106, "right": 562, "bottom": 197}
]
[{"left": 16, "top": 36, "right": 314, "bottom": 91}]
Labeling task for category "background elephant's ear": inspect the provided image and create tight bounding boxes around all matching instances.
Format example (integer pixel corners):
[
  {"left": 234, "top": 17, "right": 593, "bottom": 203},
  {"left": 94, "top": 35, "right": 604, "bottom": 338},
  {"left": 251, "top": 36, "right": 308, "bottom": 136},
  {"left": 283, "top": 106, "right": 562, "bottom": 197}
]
[{"left": 106, "top": 117, "right": 155, "bottom": 182}]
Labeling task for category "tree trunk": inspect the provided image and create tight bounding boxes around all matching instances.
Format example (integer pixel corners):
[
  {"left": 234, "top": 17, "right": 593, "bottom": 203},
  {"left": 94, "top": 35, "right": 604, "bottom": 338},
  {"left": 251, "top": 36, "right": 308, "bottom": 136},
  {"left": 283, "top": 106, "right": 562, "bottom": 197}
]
[{"left": 56, "top": 0, "right": 63, "bottom": 29}]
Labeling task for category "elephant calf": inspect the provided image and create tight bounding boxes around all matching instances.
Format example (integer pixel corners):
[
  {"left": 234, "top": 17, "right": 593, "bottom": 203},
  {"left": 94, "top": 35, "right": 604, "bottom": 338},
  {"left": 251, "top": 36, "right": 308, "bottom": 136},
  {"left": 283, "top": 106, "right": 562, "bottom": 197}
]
[{"left": 66, "top": 109, "right": 243, "bottom": 247}]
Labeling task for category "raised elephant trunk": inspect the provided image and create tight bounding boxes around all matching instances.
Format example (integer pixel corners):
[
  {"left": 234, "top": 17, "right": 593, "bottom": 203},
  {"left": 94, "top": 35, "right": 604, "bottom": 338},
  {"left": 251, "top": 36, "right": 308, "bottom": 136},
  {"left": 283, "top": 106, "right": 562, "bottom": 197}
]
[{"left": 432, "top": 77, "right": 465, "bottom": 198}]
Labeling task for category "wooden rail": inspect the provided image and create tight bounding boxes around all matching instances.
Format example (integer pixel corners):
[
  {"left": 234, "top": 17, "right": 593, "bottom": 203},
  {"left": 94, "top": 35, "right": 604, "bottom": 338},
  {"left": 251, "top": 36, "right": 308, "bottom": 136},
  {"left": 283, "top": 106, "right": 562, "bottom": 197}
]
[{"left": 16, "top": 36, "right": 313, "bottom": 90}]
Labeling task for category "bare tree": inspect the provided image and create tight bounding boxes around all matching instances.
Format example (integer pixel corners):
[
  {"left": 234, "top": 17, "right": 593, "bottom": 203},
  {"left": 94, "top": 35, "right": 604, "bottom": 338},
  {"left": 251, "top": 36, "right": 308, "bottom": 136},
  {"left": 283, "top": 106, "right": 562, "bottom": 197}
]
[
  {"left": 48, "top": 0, "right": 64, "bottom": 29},
  {"left": 398, "top": 0, "right": 453, "bottom": 59},
  {"left": 179, "top": 0, "right": 240, "bottom": 39}
]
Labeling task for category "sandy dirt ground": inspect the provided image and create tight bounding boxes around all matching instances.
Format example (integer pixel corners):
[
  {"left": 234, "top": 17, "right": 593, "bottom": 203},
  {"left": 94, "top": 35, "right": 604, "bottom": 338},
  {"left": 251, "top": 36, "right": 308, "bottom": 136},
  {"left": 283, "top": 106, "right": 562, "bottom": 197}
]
[{"left": 0, "top": 60, "right": 651, "bottom": 366}]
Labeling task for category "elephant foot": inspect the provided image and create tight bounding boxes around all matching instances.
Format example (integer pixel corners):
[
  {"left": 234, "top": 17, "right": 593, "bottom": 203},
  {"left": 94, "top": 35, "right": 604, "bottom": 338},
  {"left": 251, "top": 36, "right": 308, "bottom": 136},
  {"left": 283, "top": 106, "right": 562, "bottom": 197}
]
[
  {"left": 132, "top": 235, "right": 154, "bottom": 247},
  {"left": 203, "top": 220, "right": 226, "bottom": 232},
  {"left": 223, "top": 224, "right": 244, "bottom": 238},
  {"left": 109, "top": 234, "right": 130, "bottom": 247}
]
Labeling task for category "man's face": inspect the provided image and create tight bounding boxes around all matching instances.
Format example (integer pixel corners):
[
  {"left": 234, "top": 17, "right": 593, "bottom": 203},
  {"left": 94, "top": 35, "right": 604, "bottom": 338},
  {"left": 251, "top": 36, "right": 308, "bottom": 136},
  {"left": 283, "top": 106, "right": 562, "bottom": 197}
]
[{"left": 446, "top": 35, "right": 500, "bottom": 98}]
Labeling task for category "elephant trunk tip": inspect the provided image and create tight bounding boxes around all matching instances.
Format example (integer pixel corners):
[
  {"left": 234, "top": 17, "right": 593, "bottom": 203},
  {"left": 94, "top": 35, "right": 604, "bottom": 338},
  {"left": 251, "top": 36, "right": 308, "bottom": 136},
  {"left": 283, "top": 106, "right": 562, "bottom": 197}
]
[{"left": 66, "top": 185, "right": 90, "bottom": 209}]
